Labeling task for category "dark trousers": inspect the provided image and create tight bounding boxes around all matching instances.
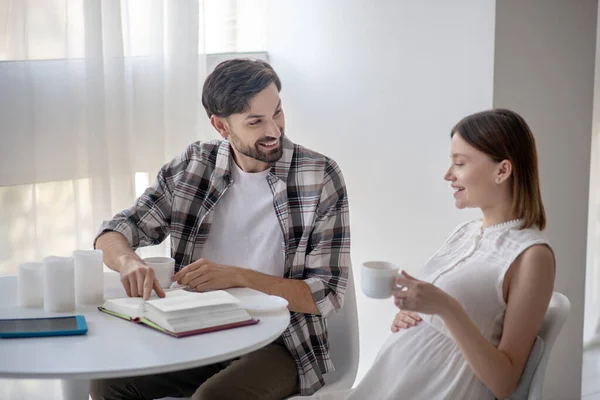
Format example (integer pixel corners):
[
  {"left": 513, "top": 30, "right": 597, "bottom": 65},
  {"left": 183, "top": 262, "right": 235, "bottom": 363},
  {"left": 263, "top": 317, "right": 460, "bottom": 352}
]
[{"left": 90, "top": 341, "right": 299, "bottom": 400}]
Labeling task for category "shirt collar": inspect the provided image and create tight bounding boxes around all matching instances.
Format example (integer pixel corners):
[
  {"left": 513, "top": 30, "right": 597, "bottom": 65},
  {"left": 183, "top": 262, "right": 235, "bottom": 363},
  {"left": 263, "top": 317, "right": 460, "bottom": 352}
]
[{"left": 214, "top": 136, "right": 294, "bottom": 183}]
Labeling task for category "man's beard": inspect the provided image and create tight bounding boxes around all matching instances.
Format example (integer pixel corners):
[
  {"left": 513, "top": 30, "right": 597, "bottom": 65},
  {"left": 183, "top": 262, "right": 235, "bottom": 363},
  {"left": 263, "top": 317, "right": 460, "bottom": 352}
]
[{"left": 228, "top": 128, "right": 285, "bottom": 164}]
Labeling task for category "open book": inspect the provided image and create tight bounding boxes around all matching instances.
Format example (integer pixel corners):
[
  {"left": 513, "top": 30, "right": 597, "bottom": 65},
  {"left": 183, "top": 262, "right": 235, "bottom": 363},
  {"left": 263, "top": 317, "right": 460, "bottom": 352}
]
[{"left": 98, "top": 289, "right": 258, "bottom": 338}]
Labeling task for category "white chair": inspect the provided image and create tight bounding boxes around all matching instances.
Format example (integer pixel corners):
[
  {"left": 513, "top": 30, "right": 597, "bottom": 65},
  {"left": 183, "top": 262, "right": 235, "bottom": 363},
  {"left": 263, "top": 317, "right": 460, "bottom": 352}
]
[
  {"left": 285, "top": 267, "right": 360, "bottom": 399},
  {"left": 508, "top": 291, "right": 571, "bottom": 400},
  {"left": 320, "top": 266, "right": 360, "bottom": 391}
]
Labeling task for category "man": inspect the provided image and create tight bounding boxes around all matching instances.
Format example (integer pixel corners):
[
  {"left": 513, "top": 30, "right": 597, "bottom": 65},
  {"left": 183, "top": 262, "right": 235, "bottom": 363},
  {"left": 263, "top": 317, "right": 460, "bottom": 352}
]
[{"left": 91, "top": 58, "right": 351, "bottom": 400}]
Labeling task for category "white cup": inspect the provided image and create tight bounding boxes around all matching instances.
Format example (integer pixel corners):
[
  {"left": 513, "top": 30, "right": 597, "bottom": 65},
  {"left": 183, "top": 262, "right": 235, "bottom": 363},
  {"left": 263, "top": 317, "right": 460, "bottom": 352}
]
[
  {"left": 143, "top": 257, "right": 175, "bottom": 289},
  {"left": 361, "top": 261, "right": 399, "bottom": 299},
  {"left": 17, "top": 262, "right": 44, "bottom": 308}
]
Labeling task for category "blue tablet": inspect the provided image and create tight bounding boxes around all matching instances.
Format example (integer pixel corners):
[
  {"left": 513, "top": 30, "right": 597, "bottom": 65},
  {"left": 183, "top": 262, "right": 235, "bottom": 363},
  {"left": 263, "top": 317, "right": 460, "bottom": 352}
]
[{"left": 0, "top": 315, "right": 88, "bottom": 338}]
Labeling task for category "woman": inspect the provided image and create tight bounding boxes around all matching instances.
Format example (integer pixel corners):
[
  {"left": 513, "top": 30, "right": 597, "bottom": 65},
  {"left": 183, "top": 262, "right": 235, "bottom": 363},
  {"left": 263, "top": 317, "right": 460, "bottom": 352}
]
[{"left": 296, "top": 109, "right": 555, "bottom": 399}]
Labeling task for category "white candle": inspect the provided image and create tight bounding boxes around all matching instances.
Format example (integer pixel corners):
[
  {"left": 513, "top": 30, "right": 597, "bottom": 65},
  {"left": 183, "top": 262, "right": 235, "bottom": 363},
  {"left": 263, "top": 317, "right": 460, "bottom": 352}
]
[
  {"left": 73, "top": 249, "right": 104, "bottom": 305},
  {"left": 17, "top": 262, "right": 44, "bottom": 308},
  {"left": 43, "top": 256, "right": 75, "bottom": 312}
]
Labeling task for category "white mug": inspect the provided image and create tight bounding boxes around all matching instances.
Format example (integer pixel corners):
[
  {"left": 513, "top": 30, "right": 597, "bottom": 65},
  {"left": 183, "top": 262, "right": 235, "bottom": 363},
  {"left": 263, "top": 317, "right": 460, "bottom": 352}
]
[
  {"left": 361, "top": 261, "right": 399, "bottom": 299},
  {"left": 143, "top": 257, "right": 175, "bottom": 289}
]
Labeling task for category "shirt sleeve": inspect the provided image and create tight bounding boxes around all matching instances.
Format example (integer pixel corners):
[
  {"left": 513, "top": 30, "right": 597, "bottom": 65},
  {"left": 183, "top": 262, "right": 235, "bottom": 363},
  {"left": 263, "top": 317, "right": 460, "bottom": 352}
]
[{"left": 303, "top": 159, "right": 351, "bottom": 318}]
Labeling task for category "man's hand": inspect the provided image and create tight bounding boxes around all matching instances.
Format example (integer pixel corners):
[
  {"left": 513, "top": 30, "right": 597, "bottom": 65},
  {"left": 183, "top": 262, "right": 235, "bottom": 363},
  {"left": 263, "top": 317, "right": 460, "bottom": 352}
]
[
  {"left": 172, "top": 258, "right": 244, "bottom": 292},
  {"left": 120, "top": 256, "right": 166, "bottom": 300}
]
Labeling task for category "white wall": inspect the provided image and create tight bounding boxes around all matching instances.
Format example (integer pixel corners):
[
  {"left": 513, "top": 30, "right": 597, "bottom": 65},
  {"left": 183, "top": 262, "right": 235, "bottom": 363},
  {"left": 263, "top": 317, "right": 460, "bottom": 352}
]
[
  {"left": 266, "top": 0, "right": 495, "bottom": 384},
  {"left": 493, "top": 2, "right": 597, "bottom": 399}
]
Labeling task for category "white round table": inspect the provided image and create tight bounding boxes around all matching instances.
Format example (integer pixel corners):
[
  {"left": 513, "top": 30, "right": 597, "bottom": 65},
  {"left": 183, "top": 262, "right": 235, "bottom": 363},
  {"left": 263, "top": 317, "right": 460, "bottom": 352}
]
[{"left": 0, "top": 273, "right": 290, "bottom": 400}]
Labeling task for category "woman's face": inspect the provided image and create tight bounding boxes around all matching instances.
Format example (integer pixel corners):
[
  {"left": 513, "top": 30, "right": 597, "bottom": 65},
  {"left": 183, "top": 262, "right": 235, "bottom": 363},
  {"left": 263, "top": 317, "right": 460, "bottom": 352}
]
[{"left": 444, "top": 133, "right": 507, "bottom": 210}]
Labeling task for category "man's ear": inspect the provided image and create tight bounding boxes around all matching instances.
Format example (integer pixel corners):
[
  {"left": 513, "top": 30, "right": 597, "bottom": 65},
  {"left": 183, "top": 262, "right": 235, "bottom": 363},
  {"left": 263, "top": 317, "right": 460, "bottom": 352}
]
[{"left": 210, "top": 115, "right": 229, "bottom": 139}]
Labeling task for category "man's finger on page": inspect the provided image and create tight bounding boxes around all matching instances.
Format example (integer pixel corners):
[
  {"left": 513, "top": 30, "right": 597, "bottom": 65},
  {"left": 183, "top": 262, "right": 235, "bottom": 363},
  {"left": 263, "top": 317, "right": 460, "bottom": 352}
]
[
  {"left": 143, "top": 273, "right": 154, "bottom": 300},
  {"left": 130, "top": 276, "right": 139, "bottom": 297},
  {"left": 153, "top": 279, "right": 166, "bottom": 298},
  {"left": 136, "top": 268, "right": 144, "bottom": 298},
  {"left": 122, "top": 277, "right": 132, "bottom": 297}
]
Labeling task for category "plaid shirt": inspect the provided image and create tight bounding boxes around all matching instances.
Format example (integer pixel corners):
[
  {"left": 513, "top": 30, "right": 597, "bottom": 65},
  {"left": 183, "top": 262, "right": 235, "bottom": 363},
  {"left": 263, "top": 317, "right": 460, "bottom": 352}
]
[{"left": 96, "top": 136, "right": 351, "bottom": 395}]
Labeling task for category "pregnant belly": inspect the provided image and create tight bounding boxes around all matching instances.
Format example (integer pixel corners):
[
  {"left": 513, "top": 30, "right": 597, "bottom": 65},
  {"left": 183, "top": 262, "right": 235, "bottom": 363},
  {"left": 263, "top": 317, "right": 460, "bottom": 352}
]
[{"left": 349, "top": 322, "right": 493, "bottom": 400}]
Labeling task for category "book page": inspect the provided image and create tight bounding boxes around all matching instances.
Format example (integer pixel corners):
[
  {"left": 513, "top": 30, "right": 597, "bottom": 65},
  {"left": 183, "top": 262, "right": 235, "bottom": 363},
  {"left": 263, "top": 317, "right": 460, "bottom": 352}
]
[
  {"left": 102, "top": 288, "right": 194, "bottom": 316},
  {"left": 146, "top": 290, "right": 240, "bottom": 313},
  {"left": 102, "top": 297, "right": 144, "bottom": 318}
]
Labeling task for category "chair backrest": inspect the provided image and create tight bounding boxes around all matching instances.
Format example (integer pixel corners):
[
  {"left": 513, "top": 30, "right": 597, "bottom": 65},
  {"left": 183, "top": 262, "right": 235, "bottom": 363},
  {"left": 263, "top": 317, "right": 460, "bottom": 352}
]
[
  {"left": 508, "top": 292, "right": 571, "bottom": 400},
  {"left": 322, "top": 266, "right": 360, "bottom": 390},
  {"left": 528, "top": 292, "right": 571, "bottom": 399}
]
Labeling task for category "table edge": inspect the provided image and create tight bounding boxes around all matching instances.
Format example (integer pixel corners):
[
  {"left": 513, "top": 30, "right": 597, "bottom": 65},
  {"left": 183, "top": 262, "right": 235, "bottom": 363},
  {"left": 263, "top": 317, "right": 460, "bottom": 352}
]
[{"left": 0, "top": 312, "right": 290, "bottom": 380}]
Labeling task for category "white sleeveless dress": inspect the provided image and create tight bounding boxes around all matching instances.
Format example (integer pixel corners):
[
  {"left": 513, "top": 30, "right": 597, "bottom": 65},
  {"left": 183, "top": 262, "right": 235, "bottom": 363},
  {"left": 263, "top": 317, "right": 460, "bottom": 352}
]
[{"left": 297, "top": 219, "right": 551, "bottom": 400}]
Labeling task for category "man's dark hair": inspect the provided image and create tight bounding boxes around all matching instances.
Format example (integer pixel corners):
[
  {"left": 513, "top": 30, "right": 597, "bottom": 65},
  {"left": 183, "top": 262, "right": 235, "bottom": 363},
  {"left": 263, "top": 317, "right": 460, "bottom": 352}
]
[{"left": 202, "top": 58, "right": 282, "bottom": 118}]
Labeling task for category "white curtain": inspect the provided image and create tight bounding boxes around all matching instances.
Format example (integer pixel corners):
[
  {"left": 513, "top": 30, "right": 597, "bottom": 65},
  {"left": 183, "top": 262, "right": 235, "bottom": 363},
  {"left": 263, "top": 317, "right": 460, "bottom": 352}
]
[
  {"left": 0, "top": 0, "right": 266, "bottom": 397},
  {"left": 0, "top": 0, "right": 266, "bottom": 277}
]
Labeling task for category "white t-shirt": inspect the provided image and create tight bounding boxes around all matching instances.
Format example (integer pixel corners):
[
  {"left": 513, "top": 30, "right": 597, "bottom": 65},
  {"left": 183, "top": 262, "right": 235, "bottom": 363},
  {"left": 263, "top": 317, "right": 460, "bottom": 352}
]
[{"left": 201, "top": 160, "right": 285, "bottom": 277}]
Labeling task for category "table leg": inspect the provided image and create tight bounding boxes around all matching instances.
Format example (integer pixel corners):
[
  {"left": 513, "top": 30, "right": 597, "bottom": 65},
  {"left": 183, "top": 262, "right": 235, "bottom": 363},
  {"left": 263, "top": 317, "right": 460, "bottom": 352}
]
[{"left": 61, "top": 379, "right": 90, "bottom": 400}]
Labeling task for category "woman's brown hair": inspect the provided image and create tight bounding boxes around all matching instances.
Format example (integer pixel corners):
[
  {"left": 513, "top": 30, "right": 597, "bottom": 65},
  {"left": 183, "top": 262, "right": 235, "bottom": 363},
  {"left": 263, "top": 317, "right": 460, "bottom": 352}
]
[{"left": 451, "top": 109, "right": 546, "bottom": 230}]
